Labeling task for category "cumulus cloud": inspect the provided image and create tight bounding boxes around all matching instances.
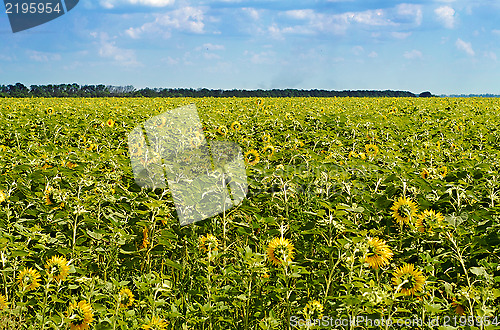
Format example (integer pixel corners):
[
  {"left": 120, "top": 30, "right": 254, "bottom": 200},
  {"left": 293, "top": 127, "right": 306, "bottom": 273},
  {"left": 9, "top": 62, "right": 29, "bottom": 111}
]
[
  {"left": 392, "top": 31, "right": 412, "bottom": 39},
  {"left": 196, "top": 43, "right": 225, "bottom": 51},
  {"left": 126, "top": 7, "right": 205, "bottom": 39},
  {"left": 27, "top": 50, "right": 61, "bottom": 62},
  {"left": 395, "top": 4, "right": 422, "bottom": 26},
  {"left": 242, "top": 7, "right": 260, "bottom": 21},
  {"left": 95, "top": 33, "right": 140, "bottom": 66},
  {"left": 435, "top": 6, "right": 455, "bottom": 28},
  {"left": 403, "top": 49, "right": 423, "bottom": 59},
  {"left": 455, "top": 38, "right": 474, "bottom": 56},
  {"left": 100, "top": 0, "right": 174, "bottom": 9}
]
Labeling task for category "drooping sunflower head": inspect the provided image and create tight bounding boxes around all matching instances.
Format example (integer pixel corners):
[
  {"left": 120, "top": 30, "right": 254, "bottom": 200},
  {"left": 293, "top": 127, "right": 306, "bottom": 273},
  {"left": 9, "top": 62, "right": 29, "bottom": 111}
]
[
  {"left": 0, "top": 293, "right": 8, "bottom": 310},
  {"left": 142, "top": 316, "right": 168, "bottom": 330},
  {"left": 416, "top": 209, "right": 445, "bottom": 233},
  {"left": 392, "top": 263, "right": 426, "bottom": 296},
  {"left": 139, "top": 227, "right": 149, "bottom": 250},
  {"left": 262, "top": 145, "right": 275, "bottom": 158},
  {"left": 244, "top": 149, "right": 260, "bottom": 166},
  {"left": 118, "top": 288, "right": 135, "bottom": 308},
  {"left": 67, "top": 300, "right": 94, "bottom": 330},
  {"left": 267, "top": 237, "right": 294, "bottom": 266},
  {"left": 302, "top": 300, "right": 324, "bottom": 319},
  {"left": 365, "top": 144, "right": 379, "bottom": 158},
  {"left": 17, "top": 268, "right": 41, "bottom": 291},
  {"left": 199, "top": 234, "right": 219, "bottom": 253},
  {"left": 46, "top": 256, "right": 70, "bottom": 283},
  {"left": 364, "top": 237, "right": 393, "bottom": 269},
  {"left": 230, "top": 121, "right": 241, "bottom": 131},
  {"left": 106, "top": 119, "right": 115, "bottom": 128},
  {"left": 390, "top": 196, "right": 418, "bottom": 226},
  {"left": 217, "top": 125, "right": 228, "bottom": 136}
]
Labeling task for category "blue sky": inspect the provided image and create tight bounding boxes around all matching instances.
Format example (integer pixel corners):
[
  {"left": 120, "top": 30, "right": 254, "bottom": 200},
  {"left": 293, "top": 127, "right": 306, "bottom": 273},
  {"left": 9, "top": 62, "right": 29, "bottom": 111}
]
[{"left": 1, "top": 0, "right": 500, "bottom": 94}]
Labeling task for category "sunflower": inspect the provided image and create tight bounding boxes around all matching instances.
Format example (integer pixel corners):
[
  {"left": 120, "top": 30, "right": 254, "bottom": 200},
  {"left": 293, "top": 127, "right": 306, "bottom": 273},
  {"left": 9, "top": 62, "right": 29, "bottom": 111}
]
[
  {"left": 142, "top": 316, "right": 168, "bottom": 330},
  {"left": 118, "top": 288, "right": 135, "bottom": 308},
  {"left": 262, "top": 145, "right": 275, "bottom": 158},
  {"left": 244, "top": 149, "right": 260, "bottom": 166},
  {"left": 420, "top": 168, "right": 430, "bottom": 179},
  {"left": 217, "top": 125, "right": 228, "bottom": 136},
  {"left": 262, "top": 134, "right": 272, "bottom": 144},
  {"left": 451, "top": 298, "right": 466, "bottom": 315},
  {"left": 44, "top": 187, "right": 55, "bottom": 206},
  {"left": 230, "top": 121, "right": 241, "bottom": 131},
  {"left": 139, "top": 227, "right": 149, "bottom": 250},
  {"left": 302, "top": 300, "right": 324, "bottom": 319},
  {"left": 46, "top": 256, "right": 70, "bottom": 282},
  {"left": 0, "top": 145, "right": 7, "bottom": 152},
  {"left": 67, "top": 300, "right": 94, "bottom": 330},
  {"left": 106, "top": 119, "right": 115, "bottom": 128},
  {"left": 390, "top": 196, "right": 418, "bottom": 226},
  {"left": 0, "top": 190, "right": 7, "bottom": 203},
  {"left": 365, "top": 144, "right": 379, "bottom": 157},
  {"left": 416, "top": 209, "right": 445, "bottom": 233},
  {"left": 348, "top": 151, "right": 358, "bottom": 159},
  {"left": 17, "top": 268, "right": 41, "bottom": 291},
  {"left": 46, "top": 107, "right": 54, "bottom": 115},
  {"left": 438, "top": 166, "right": 448, "bottom": 178},
  {"left": 0, "top": 293, "right": 7, "bottom": 310},
  {"left": 199, "top": 234, "right": 219, "bottom": 253},
  {"left": 392, "top": 263, "right": 426, "bottom": 296},
  {"left": 267, "top": 237, "right": 294, "bottom": 266},
  {"left": 365, "top": 237, "right": 393, "bottom": 269},
  {"left": 359, "top": 152, "right": 366, "bottom": 160}
]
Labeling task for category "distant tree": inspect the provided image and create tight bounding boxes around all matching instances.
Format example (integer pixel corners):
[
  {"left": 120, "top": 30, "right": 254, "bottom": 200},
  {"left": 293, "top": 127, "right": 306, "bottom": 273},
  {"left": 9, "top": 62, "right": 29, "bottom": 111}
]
[{"left": 419, "top": 91, "right": 433, "bottom": 97}]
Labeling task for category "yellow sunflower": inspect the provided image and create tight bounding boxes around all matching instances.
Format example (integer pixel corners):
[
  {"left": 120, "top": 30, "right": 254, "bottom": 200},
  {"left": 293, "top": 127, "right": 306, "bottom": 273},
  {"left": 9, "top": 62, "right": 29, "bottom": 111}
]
[
  {"left": 267, "top": 237, "right": 294, "bottom": 266},
  {"left": 416, "top": 209, "right": 445, "bottom": 233},
  {"left": 262, "top": 145, "right": 275, "bottom": 158},
  {"left": 438, "top": 166, "right": 448, "bottom": 178},
  {"left": 199, "top": 234, "right": 219, "bottom": 253},
  {"left": 392, "top": 263, "right": 426, "bottom": 296},
  {"left": 230, "top": 121, "right": 241, "bottom": 131},
  {"left": 0, "top": 293, "right": 7, "bottom": 310},
  {"left": 348, "top": 151, "right": 358, "bottom": 159},
  {"left": 262, "top": 134, "right": 272, "bottom": 144},
  {"left": 0, "top": 190, "right": 7, "bottom": 203},
  {"left": 106, "top": 119, "right": 115, "bottom": 128},
  {"left": 390, "top": 196, "right": 418, "bottom": 226},
  {"left": 46, "top": 256, "right": 70, "bottom": 283},
  {"left": 0, "top": 145, "right": 7, "bottom": 152},
  {"left": 17, "top": 268, "right": 41, "bottom": 291},
  {"left": 142, "top": 316, "right": 168, "bottom": 330},
  {"left": 244, "top": 149, "right": 260, "bottom": 166},
  {"left": 217, "top": 125, "right": 228, "bottom": 136},
  {"left": 302, "top": 300, "right": 324, "bottom": 319},
  {"left": 46, "top": 107, "right": 54, "bottom": 115},
  {"left": 118, "top": 288, "right": 135, "bottom": 308},
  {"left": 420, "top": 168, "right": 430, "bottom": 179},
  {"left": 365, "top": 144, "right": 379, "bottom": 158},
  {"left": 139, "top": 227, "right": 149, "bottom": 250},
  {"left": 365, "top": 237, "right": 393, "bottom": 269},
  {"left": 67, "top": 300, "right": 94, "bottom": 330},
  {"left": 359, "top": 152, "right": 366, "bottom": 160}
]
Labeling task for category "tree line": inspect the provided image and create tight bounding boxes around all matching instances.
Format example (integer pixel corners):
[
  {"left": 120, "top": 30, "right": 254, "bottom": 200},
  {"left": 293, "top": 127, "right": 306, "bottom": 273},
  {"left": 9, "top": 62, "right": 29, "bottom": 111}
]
[{"left": 0, "top": 83, "right": 434, "bottom": 98}]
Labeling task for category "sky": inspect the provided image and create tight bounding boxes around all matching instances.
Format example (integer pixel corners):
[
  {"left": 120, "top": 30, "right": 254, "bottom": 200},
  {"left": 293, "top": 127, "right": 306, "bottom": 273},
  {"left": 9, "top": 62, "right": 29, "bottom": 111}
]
[{"left": 1, "top": 0, "right": 500, "bottom": 95}]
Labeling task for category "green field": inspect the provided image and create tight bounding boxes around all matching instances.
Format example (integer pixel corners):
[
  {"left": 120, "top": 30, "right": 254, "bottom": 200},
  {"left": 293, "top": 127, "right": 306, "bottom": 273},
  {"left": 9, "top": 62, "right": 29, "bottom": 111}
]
[{"left": 0, "top": 97, "right": 499, "bottom": 329}]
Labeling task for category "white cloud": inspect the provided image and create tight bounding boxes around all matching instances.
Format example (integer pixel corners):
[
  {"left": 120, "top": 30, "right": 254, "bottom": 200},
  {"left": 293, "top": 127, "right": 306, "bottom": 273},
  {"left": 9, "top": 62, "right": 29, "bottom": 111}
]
[
  {"left": 404, "top": 49, "right": 423, "bottom": 59},
  {"left": 27, "top": 50, "right": 61, "bottom": 62},
  {"left": 352, "top": 45, "right": 364, "bottom": 56},
  {"left": 368, "top": 51, "right": 378, "bottom": 58},
  {"left": 100, "top": 0, "right": 174, "bottom": 9},
  {"left": 126, "top": 7, "right": 205, "bottom": 39},
  {"left": 435, "top": 6, "right": 455, "bottom": 29},
  {"left": 244, "top": 50, "right": 276, "bottom": 65},
  {"left": 242, "top": 7, "right": 260, "bottom": 21},
  {"left": 286, "top": 9, "right": 315, "bottom": 20},
  {"left": 455, "top": 38, "right": 474, "bottom": 56},
  {"left": 484, "top": 51, "right": 497, "bottom": 61},
  {"left": 396, "top": 4, "right": 422, "bottom": 26},
  {"left": 392, "top": 31, "right": 412, "bottom": 39},
  {"left": 96, "top": 33, "right": 140, "bottom": 66},
  {"left": 492, "top": 29, "right": 500, "bottom": 36},
  {"left": 196, "top": 43, "right": 225, "bottom": 51}
]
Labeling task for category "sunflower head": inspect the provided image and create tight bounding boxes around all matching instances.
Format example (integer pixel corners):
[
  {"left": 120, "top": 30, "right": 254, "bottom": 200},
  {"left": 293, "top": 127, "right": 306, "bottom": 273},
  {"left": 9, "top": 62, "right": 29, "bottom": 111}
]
[
  {"left": 262, "top": 134, "right": 272, "bottom": 144},
  {"left": 67, "top": 300, "right": 94, "bottom": 330},
  {"left": 267, "top": 237, "right": 294, "bottom": 266},
  {"left": 390, "top": 196, "right": 418, "bottom": 226},
  {"left": 365, "top": 144, "right": 379, "bottom": 158},
  {"left": 392, "top": 263, "right": 426, "bottom": 296},
  {"left": 244, "top": 149, "right": 260, "bottom": 166},
  {"left": 420, "top": 168, "right": 430, "bottom": 179},
  {"left": 302, "top": 300, "right": 324, "bottom": 319},
  {"left": 139, "top": 227, "right": 149, "bottom": 250},
  {"left": 364, "top": 237, "right": 393, "bottom": 269},
  {"left": 217, "top": 125, "right": 228, "bottom": 136},
  {"left": 348, "top": 151, "right": 358, "bottom": 159},
  {"left": 199, "top": 234, "right": 219, "bottom": 253},
  {"left": 142, "top": 316, "right": 168, "bottom": 330},
  {"left": 0, "top": 190, "right": 7, "bottom": 204},
  {"left": 17, "top": 268, "right": 41, "bottom": 291},
  {"left": 118, "top": 288, "right": 135, "bottom": 308},
  {"left": 46, "top": 256, "right": 70, "bottom": 282},
  {"left": 230, "top": 121, "right": 241, "bottom": 131},
  {"left": 0, "top": 293, "right": 8, "bottom": 310},
  {"left": 416, "top": 209, "right": 445, "bottom": 233},
  {"left": 46, "top": 107, "right": 54, "bottom": 115},
  {"left": 262, "top": 145, "right": 275, "bottom": 158},
  {"left": 106, "top": 119, "right": 115, "bottom": 128},
  {"left": 438, "top": 166, "right": 448, "bottom": 178}
]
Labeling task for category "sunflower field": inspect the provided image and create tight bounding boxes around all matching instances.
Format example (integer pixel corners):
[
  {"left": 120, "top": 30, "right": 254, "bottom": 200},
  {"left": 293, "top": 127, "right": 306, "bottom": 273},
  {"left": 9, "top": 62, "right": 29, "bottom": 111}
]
[{"left": 0, "top": 97, "right": 499, "bottom": 329}]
